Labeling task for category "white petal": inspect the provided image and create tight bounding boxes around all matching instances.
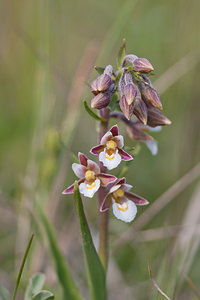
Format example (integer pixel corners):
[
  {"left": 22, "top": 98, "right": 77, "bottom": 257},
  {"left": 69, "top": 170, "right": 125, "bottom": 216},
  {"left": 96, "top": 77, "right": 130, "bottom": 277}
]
[
  {"left": 79, "top": 178, "right": 100, "bottom": 198},
  {"left": 100, "top": 131, "right": 112, "bottom": 145},
  {"left": 99, "top": 149, "right": 121, "bottom": 170},
  {"left": 112, "top": 200, "right": 137, "bottom": 223},
  {"left": 145, "top": 140, "right": 158, "bottom": 156},
  {"left": 146, "top": 125, "right": 162, "bottom": 133}
]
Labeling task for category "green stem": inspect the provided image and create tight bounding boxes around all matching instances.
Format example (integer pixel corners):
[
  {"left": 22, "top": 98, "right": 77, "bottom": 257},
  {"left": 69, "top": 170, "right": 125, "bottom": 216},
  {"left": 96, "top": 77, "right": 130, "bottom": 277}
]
[
  {"left": 12, "top": 234, "right": 34, "bottom": 300},
  {"left": 98, "top": 109, "right": 109, "bottom": 271}
]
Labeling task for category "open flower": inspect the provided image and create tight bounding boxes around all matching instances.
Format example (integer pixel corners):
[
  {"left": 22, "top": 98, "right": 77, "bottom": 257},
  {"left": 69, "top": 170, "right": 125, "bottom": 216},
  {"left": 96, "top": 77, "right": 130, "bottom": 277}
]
[
  {"left": 90, "top": 125, "right": 133, "bottom": 170},
  {"left": 100, "top": 178, "right": 149, "bottom": 223},
  {"left": 62, "top": 152, "right": 116, "bottom": 198}
]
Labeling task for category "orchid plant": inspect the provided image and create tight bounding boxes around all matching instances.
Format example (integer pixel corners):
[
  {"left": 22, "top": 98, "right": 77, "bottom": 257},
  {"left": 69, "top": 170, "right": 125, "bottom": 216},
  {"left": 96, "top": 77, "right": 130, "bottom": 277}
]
[{"left": 61, "top": 40, "right": 171, "bottom": 299}]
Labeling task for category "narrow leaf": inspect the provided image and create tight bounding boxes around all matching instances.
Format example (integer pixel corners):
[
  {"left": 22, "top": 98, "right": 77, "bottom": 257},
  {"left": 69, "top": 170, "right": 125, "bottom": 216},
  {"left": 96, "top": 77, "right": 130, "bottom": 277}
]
[
  {"left": 94, "top": 66, "right": 105, "bottom": 75},
  {"left": 148, "top": 265, "right": 171, "bottom": 300},
  {"left": 12, "top": 234, "right": 34, "bottom": 300},
  {"left": 25, "top": 273, "right": 45, "bottom": 300},
  {"left": 117, "top": 39, "right": 126, "bottom": 68},
  {"left": 0, "top": 285, "right": 10, "bottom": 300},
  {"left": 32, "top": 290, "right": 54, "bottom": 300},
  {"left": 84, "top": 101, "right": 105, "bottom": 122},
  {"left": 74, "top": 181, "right": 107, "bottom": 300},
  {"left": 37, "top": 205, "right": 83, "bottom": 300}
]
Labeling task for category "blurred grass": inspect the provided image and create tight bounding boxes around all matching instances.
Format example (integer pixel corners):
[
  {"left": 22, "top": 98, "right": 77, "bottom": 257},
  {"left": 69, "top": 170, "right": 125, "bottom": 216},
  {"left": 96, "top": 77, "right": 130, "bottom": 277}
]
[{"left": 0, "top": 0, "right": 200, "bottom": 299}]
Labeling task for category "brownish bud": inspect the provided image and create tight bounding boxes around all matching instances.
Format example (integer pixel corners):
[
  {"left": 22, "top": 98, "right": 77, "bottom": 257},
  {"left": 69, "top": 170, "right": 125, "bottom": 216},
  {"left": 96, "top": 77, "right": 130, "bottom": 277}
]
[
  {"left": 91, "top": 74, "right": 112, "bottom": 95},
  {"left": 119, "top": 95, "right": 134, "bottom": 120},
  {"left": 147, "top": 108, "right": 172, "bottom": 127},
  {"left": 133, "top": 98, "right": 148, "bottom": 125},
  {"left": 133, "top": 58, "right": 154, "bottom": 73},
  {"left": 127, "top": 124, "right": 154, "bottom": 142},
  {"left": 91, "top": 93, "right": 110, "bottom": 109},
  {"left": 124, "top": 83, "right": 137, "bottom": 105},
  {"left": 143, "top": 86, "right": 163, "bottom": 110}
]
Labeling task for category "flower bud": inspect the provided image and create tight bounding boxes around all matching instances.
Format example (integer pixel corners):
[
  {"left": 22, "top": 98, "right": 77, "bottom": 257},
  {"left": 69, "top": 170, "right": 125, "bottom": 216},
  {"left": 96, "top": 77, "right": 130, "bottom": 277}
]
[
  {"left": 124, "top": 83, "right": 137, "bottom": 105},
  {"left": 133, "top": 97, "right": 148, "bottom": 125},
  {"left": 127, "top": 124, "right": 154, "bottom": 142},
  {"left": 143, "top": 86, "right": 163, "bottom": 110},
  {"left": 147, "top": 108, "right": 171, "bottom": 127},
  {"left": 91, "top": 93, "right": 110, "bottom": 109},
  {"left": 91, "top": 74, "right": 112, "bottom": 95},
  {"left": 119, "top": 95, "right": 134, "bottom": 120},
  {"left": 104, "top": 65, "right": 113, "bottom": 76},
  {"left": 133, "top": 58, "right": 154, "bottom": 73},
  {"left": 122, "top": 54, "right": 138, "bottom": 67}
]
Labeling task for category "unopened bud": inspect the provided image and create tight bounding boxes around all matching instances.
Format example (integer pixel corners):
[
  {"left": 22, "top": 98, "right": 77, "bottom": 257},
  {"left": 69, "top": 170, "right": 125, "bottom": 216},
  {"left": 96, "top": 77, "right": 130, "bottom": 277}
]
[
  {"left": 122, "top": 54, "right": 138, "bottom": 67},
  {"left": 104, "top": 65, "right": 113, "bottom": 76},
  {"left": 124, "top": 83, "right": 137, "bottom": 105},
  {"left": 91, "top": 93, "right": 110, "bottom": 109},
  {"left": 147, "top": 108, "right": 172, "bottom": 127},
  {"left": 133, "top": 98, "right": 148, "bottom": 125},
  {"left": 133, "top": 58, "right": 154, "bottom": 73},
  {"left": 119, "top": 95, "right": 134, "bottom": 120},
  {"left": 143, "top": 86, "right": 163, "bottom": 110},
  {"left": 91, "top": 74, "right": 112, "bottom": 95},
  {"left": 127, "top": 124, "right": 154, "bottom": 142}
]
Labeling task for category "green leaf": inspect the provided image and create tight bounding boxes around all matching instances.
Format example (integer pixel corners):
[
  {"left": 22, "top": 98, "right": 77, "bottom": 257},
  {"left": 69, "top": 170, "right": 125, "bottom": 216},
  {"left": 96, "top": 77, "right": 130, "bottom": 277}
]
[
  {"left": 83, "top": 101, "right": 105, "bottom": 122},
  {"left": 12, "top": 234, "right": 35, "bottom": 300},
  {"left": 25, "top": 273, "right": 45, "bottom": 300},
  {"left": 117, "top": 39, "right": 126, "bottom": 68},
  {"left": 94, "top": 66, "right": 105, "bottom": 75},
  {"left": 0, "top": 285, "right": 10, "bottom": 300},
  {"left": 74, "top": 182, "right": 107, "bottom": 300},
  {"left": 37, "top": 205, "right": 83, "bottom": 300},
  {"left": 32, "top": 291, "right": 54, "bottom": 300}
]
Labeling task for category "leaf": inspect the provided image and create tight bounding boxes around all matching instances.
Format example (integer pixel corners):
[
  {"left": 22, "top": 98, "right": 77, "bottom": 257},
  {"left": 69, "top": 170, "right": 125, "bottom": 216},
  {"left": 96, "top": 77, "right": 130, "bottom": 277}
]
[
  {"left": 12, "top": 234, "right": 35, "bottom": 300},
  {"left": 83, "top": 101, "right": 105, "bottom": 122},
  {"left": 25, "top": 273, "right": 45, "bottom": 300},
  {"left": 37, "top": 205, "right": 83, "bottom": 300},
  {"left": 0, "top": 285, "right": 10, "bottom": 300},
  {"left": 32, "top": 291, "right": 54, "bottom": 300},
  {"left": 148, "top": 265, "right": 171, "bottom": 300},
  {"left": 94, "top": 66, "right": 105, "bottom": 75},
  {"left": 117, "top": 39, "right": 127, "bottom": 68},
  {"left": 74, "top": 182, "right": 107, "bottom": 300}
]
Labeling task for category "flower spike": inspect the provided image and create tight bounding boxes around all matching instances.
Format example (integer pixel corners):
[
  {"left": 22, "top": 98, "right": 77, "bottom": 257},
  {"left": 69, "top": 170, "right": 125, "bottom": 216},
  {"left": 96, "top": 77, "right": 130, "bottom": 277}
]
[{"left": 90, "top": 125, "right": 133, "bottom": 170}]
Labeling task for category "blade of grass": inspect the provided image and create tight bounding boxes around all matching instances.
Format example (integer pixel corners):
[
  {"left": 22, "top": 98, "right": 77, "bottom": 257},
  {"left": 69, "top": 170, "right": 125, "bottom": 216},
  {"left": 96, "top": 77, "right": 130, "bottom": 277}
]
[
  {"left": 37, "top": 204, "right": 83, "bottom": 300},
  {"left": 12, "top": 233, "right": 35, "bottom": 300},
  {"left": 74, "top": 181, "right": 107, "bottom": 300},
  {"left": 148, "top": 265, "right": 171, "bottom": 300}
]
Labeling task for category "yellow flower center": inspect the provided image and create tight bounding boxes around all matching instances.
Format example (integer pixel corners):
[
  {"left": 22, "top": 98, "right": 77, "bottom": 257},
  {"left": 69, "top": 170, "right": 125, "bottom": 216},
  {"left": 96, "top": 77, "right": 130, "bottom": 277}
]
[
  {"left": 117, "top": 202, "right": 128, "bottom": 212},
  {"left": 85, "top": 170, "right": 96, "bottom": 182},
  {"left": 114, "top": 188, "right": 124, "bottom": 198},
  {"left": 106, "top": 140, "right": 117, "bottom": 158}
]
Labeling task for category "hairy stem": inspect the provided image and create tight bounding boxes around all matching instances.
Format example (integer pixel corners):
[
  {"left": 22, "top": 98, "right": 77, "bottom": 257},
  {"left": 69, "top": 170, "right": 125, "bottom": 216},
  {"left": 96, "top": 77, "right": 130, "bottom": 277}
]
[{"left": 98, "top": 108, "right": 109, "bottom": 271}]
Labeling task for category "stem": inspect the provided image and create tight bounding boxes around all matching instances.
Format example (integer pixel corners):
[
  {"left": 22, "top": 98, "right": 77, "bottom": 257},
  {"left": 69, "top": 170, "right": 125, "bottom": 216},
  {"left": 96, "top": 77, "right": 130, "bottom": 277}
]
[{"left": 98, "top": 108, "right": 109, "bottom": 271}]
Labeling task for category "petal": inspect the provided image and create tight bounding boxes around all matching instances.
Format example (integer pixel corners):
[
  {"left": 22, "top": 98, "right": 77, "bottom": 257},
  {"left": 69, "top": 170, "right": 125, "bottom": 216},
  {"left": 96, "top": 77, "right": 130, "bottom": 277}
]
[
  {"left": 62, "top": 179, "right": 84, "bottom": 194},
  {"left": 109, "top": 184, "right": 122, "bottom": 194},
  {"left": 87, "top": 159, "right": 100, "bottom": 174},
  {"left": 79, "top": 178, "right": 100, "bottom": 198},
  {"left": 113, "top": 135, "right": 124, "bottom": 148},
  {"left": 100, "top": 194, "right": 112, "bottom": 211},
  {"left": 121, "top": 183, "right": 132, "bottom": 192},
  {"left": 78, "top": 152, "right": 88, "bottom": 166},
  {"left": 100, "top": 131, "right": 112, "bottom": 145},
  {"left": 110, "top": 125, "right": 119, "bottom": 136},
  {"left": 118, "top": 149, "right": 133, "bottom": 161},
  {"left": 145, "top": 140, "right": 158, "bottom": 156},
  {"left": 125, "top": 192, "right": 149, "bottom": 205},
  {"left": 90, "top": 144, "right": 105, "bottom": 155},
  {"left": 112, "top": 200, "right": 137, "bottom": 223},
  {"left": 98, "top": 173, "right": 116, "bottom": 187},
  {"left": 99, "top": 149, "right": 122, "bottom": 170},
  {"left": 72, "top": 163, "right": 87, "bottom": 178}
]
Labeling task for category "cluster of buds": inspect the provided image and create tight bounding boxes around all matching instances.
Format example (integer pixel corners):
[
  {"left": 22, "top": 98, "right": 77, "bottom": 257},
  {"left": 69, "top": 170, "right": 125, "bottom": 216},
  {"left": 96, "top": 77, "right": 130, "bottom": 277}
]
[{"left": 63, "top": 125, "right": 148, "bottom": 223}]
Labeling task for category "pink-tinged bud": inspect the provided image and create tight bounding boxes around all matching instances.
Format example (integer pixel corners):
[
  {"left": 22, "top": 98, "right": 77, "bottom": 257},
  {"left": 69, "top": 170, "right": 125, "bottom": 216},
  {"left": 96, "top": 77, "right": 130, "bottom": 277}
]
[
  {"left": 119, "top": 95, "right": 134, "bottom": 120},
  {"left": 133, "top": 58, "right": 154, "bottom": 73},
  {"left": 133, "top": 98, "right": 148, "bottom": 125},
  {"left": 124, "top": 83, "right": 137, "bottom": 105},
  {"left": 147, "top": 108, "right": 172, "bottom": 127},
  {"left": 143, "top": 86, "right": 163, "bottom": 110},
  {"left": 122, "top": 54, "right": 138, "bottom": 67},
  {"left": 91, "top": 93, "right": 110, "bottom": 109},
  {"left": 127, "top": 124, "right": 154, "bottom": 142},
  {"left": 91, "top": 74, "right": 112, "bottom": 95}
]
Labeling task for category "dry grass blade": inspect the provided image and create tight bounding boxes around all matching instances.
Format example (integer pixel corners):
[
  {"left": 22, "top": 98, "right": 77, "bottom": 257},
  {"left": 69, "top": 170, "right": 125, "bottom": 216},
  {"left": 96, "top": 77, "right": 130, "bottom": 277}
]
[
  {"left": 186, "top": 277, "right": 200, "bottom": 299},
  {"left": 148, "top": 265, "right": 172, "bottom": 300}
]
